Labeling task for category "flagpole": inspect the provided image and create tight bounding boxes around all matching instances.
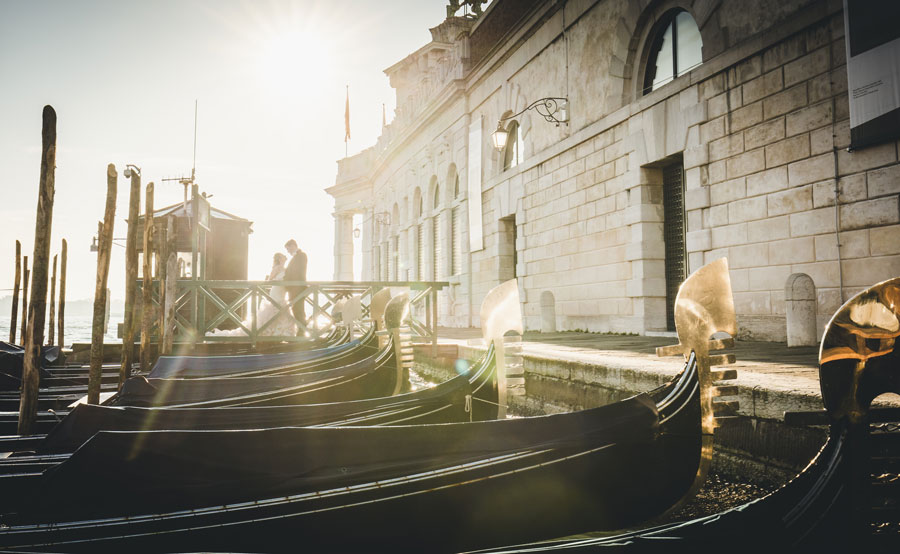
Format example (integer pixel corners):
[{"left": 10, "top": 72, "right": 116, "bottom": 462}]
[{"left": 344, "top": 84, "right": 350, "bottom": 158}]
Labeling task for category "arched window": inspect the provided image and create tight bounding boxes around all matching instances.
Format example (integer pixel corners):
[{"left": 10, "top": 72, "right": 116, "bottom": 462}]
[
  {"left": 413, "top": 188, "right": 423, "bottom": 219},
  {"left": 502, "top": 120, "right": 523, "bottom": 170},
  {"left": 643, "top": 10, "right": 702, "bottom": 94},
  {"left": 433, "top": 184, "right": 440, "bottom": 211},
  {"left": 448, "top": 166, "right": 462, "bottom": 276}
]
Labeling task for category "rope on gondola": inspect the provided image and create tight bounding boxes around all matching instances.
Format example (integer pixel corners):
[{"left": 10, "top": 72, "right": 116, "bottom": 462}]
[
  {"left": 472, "top": 396, "right": 509, "bottom": 409},
  {"left": 464, "top": 394, "right": 472, "bottom": 422}
]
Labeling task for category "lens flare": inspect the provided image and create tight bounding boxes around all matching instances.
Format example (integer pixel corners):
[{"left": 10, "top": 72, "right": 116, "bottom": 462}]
[{"left": 454, "top": 358, "right": 470, "bottom": 375}]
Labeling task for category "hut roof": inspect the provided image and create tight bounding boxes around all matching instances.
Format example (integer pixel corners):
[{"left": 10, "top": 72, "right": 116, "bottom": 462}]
[
  {"left": 138, "top": 202, "right": 253, "bottom": 225},
  {"left": 151, "top": 201, "right": 252, "bottom": 223}
]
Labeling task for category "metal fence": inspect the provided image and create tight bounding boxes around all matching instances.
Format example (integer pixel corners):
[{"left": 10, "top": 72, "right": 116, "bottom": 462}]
[{"left": 137, "top": 279, "right": 448, "bottom": 353}]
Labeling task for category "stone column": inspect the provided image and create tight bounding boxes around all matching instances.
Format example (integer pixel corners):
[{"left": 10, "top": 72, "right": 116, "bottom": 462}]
[
  {"left": 407, "top": 224, "right": 417, "bottom": 281},
  {"left": 333, "top": 214, "right": 342, "bottom": 280},
  {"left": 334, "top": 213, "right": 354, "bottom": 281},
  {"left": 398, "top": 227, "right": 408, "bottom": 281},
  {"left": 362, "top": 209, "right": 374, "bottom": 280}
]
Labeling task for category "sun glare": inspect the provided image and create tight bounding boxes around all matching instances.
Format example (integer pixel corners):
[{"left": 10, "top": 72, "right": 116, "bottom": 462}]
[{"left": 259, "top": 30, "right": 331, "bottom": 93}]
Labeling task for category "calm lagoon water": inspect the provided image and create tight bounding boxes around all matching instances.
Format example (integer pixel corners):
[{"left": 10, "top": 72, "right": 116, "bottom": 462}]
[{"left": 0, "top": 315, "right": 123, "bottom": 347}]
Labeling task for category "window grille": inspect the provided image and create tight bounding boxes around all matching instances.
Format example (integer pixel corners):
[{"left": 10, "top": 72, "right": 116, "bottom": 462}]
[
  {"left": 663, "top": 163, "right": 687, "bottom": 331},
  {"left": 417, "top": 222, "right": 425, "bottom": 280},
  {"left": 451, "top": 207, "right": 462, "bottom": 275},
  {"left": 432, "top": 213, "right": 442, "bottom": 280}
]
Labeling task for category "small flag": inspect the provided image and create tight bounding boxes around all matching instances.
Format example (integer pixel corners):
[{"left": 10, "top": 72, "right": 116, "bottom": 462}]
[{"left": 344, "top": 85, "right": 351, "bottom": 142}]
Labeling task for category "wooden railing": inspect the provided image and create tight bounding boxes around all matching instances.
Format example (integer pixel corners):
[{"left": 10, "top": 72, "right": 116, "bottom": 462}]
[{"left": 136, "top": 279, "right": 449, "bottom": 353}]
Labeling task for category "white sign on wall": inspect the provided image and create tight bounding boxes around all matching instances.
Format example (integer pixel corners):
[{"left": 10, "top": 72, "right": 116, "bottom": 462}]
[
  {"left": 467, "top": 116, "right": 484, "bottom": 252},
  {"left": 843, "top": 0, "right": 900, "bottom": 149}
]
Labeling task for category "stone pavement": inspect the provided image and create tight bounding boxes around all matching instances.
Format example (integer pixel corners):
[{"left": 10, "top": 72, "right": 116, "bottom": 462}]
[{"left": 434, "top": 327, "right": 827, "bottom": 420}]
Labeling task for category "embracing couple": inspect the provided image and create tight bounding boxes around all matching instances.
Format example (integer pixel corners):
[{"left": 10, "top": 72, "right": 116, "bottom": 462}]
[
  {"left": 266, "top": 239, "right": 307, "bottom": 336},
  {"left": 215, "top": 239, "right": 307, "bottom": 337}
]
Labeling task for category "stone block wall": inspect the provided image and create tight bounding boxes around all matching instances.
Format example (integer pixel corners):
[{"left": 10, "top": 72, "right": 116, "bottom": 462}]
[
  {"left": 473, "top": 3, "right": 899, "bottom": 339},
  {"left": 687, "top": 16, "right": 898, "bottom": 339}
]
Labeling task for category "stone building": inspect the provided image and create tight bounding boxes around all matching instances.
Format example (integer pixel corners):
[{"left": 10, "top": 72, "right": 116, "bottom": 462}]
[{"left": 327, "top": 0, "right": 900, "bottom": 341}]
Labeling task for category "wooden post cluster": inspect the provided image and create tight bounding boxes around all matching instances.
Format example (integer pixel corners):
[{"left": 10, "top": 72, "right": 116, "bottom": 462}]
[
  {"left": 58, "top": 239, "right": 67, "bottom": 348},
  {"left": 18, "top": 105, "right": 57, "bottom": 435},
  {"left": 47, "top": 255, "right": 57, "bottom": 346},
  {"left": 87, "top": 165, "right": 117, "bottom": 404},
  {"left": 19, "top": 257, "right": 29, "bottom": 344},
  {"left": 120, "top": 168, "right": 141, "bottom": 388},
  {"left": 9, "top": 241, "right": 21, "bottom": 344},
  {"left": 140, "top": 182, "right": 155, "bottom": 373}
]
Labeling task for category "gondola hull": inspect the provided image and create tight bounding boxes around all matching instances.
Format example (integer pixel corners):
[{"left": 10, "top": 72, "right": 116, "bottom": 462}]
[{"left": 0, "top": 393, "right": 703, "bottom": 553}]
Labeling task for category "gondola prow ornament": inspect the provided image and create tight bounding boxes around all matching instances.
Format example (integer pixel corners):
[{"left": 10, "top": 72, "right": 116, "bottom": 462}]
[{"left": 656, "top": 257, "right": 739, "bottom": 511}]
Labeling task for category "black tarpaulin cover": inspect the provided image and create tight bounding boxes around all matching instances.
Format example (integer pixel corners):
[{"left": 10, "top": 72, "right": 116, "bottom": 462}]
[
  {"left": 115, "top": 339, "right": 395, "bottom": 407},
  {"left": 23, "top": 393, "right": 659, "bottom": 520},
  {"left": 0, "top": 342, "right": 57, "bottom": 390},
  {"left": 149, "top": 334, "right": 368, "bottom": 378},
  {"left": 39, "top": 373, "right": 474, "bottom": 453}
]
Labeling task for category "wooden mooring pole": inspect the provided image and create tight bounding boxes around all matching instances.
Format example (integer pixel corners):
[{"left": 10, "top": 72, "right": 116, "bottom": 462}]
[
  {"left": 47, "top": 254, "right": 57, "bottom": 346},
  {"left": 58, "top": 239, "right": 67, "bottom": 348},
  {"left": 88, "top": 165, "right": 117, "bottom": 404},
  {"left": 156, "top": 219, "right": 167, "bottom": 347},
  {"left": 10, "top": 241, "right": 21, "bottom": 344},
  {"left": 19, "top": 105, "right": 57, "bottom": 436},
  {"left": 19, "top": 257, "right": 29, "bottom": 344},
  {"left": 140, "top": 182, "right": 154, "bottom": 373},
  {"left": 161, "top": 216, "right": 177, "bottom": 355},
  {"left": 120, "top": 168, "right": 141, "bottom": 387}
]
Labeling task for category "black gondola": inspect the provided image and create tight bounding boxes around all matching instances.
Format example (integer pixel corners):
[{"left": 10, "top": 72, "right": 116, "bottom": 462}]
[
  {"left": 0, "top": 294, "right": 400, "bottom": 417},
  {"left": 0, "top": 260, "right": 741, "bottom": 552},
  {"left": 470, "top": 276, "right": 900, "bottom": 553},
  {"left": 0, "top": 313, "right": 377, "bottom": 433},
  {"left": 6, "top": 343, "right": 496, "bottom": 456}
]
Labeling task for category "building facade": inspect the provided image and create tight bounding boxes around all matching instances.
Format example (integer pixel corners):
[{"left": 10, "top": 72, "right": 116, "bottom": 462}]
[{"left": 327, "top": 0, "right": 900, "bottom": 341}]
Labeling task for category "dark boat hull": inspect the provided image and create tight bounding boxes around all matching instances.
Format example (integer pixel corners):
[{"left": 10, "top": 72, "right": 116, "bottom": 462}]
[
  {"left": 0, "top": 353, "right": 703, "bottom": 552},
  {"left": 0, "top": 394, "right": 687, "bottom": 553}
]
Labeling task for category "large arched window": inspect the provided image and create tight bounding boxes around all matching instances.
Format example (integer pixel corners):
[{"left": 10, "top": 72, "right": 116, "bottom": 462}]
[{"left": 643, "top": 10, "right": 702, "bottom": 94}]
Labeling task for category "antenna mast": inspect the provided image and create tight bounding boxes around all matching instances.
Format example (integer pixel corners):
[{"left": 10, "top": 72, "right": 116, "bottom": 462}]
[
  {"left": 192, "top": 98, "right": 197, "bottom": 185},
  {"left": 162, "top": 100, "right": 199, "bottom": 205}
]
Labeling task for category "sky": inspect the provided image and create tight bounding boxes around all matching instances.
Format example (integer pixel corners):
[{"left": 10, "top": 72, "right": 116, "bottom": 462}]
[{"left": 0, "top": 0, "right": 449, "bottom": 303}]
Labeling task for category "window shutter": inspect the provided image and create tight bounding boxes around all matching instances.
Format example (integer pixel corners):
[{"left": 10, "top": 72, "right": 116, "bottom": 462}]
[
  {"left": 432, "top": 214, "right": 442, "bottom": 280},
  {"left": 451, "top": 207, "right": 462, "bottom": 275},
  {"left": 417, "top": 223, "right": 425, "bottom": 280}
]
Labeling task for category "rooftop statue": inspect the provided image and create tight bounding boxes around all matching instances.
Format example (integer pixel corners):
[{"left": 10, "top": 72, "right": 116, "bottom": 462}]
[{"left": 447, "top": 0, "right": 488, "bottom": 19}]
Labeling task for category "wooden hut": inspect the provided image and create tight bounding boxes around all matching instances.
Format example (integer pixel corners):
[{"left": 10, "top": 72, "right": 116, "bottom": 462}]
[{"left": 135, "top": 193, "right": 253, "bottom": 333}]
